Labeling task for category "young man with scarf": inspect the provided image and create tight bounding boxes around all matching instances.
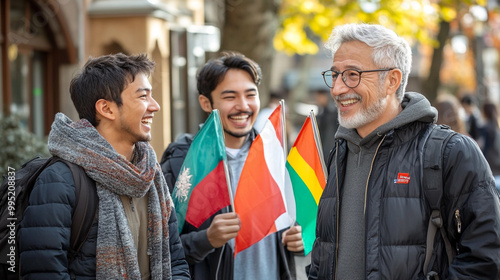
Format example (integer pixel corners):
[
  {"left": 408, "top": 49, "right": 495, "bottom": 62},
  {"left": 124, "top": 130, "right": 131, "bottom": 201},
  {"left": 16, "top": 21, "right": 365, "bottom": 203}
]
[
  {"left": 160, "top": 52, "right": 304, "bottom": 280},
  {"left": 19, "top": 53, "right": 190, "bottom": 279}
]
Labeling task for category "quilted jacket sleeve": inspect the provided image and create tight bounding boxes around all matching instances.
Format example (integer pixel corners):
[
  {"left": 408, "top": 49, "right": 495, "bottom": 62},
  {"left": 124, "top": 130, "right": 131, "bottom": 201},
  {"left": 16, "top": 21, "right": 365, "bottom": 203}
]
[
  {"left": 19, "top": 162, "right": 75, "bottom": 280},
  {"left": 444, "top": 134, "right": 500, "bottom": 279},
  {"left": 179, "top": 225, "right": 215, "bottom": 264},
  {"left": 168, "top": 208, "right": 191, "bottom": 279}
]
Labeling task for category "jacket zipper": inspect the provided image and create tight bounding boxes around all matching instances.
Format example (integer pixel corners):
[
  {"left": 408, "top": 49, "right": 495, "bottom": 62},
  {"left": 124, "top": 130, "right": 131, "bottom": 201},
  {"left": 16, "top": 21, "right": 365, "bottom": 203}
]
[
  {"left": 334, "top": 141, "right": 340, "bottom": 280},
  {"left": 454, "top": 209, "right": 461, "bottom": 233},
  {"left": 364, "top": 136, "right": 386, "bottom": 214},
  {"left": 455, "top": 209, "right": 461, "bottom": 255},
  {"left": 362, "top": 136, "right": 386, "bottom": 278}
]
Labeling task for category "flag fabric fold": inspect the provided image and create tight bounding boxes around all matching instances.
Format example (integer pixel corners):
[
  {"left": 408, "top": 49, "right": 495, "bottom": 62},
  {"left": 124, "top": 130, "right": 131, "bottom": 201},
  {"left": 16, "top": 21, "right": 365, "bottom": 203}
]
[
  {"left": 286, "top": 113, "right": 327, "bottom": 255},
  {"left": 234, "top": 103, "right": 291, "bottom": 256},
  {"left": 171, "top": 110, "right": 231, "bottom": 233}
]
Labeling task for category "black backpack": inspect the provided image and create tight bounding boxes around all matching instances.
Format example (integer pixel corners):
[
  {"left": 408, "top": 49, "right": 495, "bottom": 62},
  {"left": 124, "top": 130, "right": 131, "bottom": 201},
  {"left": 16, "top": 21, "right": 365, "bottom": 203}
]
[
  {"left": 0, "top": 156, "right": 98, "bottom": 279},
  {"left": 422, "top": 124, "right": 457, "bottom": 280},
  {"left": 160, "top": 133, "right": 194, "bottom": 193}
]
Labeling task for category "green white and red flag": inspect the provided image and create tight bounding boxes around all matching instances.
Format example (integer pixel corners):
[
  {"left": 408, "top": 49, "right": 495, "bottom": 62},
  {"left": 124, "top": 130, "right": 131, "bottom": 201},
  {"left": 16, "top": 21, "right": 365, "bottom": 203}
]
[{"left": 172, "top": 109, "right": 232, "bottom": 233}]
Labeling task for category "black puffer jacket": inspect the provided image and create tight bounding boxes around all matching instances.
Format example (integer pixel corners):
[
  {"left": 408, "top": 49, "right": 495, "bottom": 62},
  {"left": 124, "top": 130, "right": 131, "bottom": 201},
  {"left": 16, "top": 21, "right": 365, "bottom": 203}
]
[
  {"left": 19, "top": 161, "right": 190, "bottom": 279},
  {"left": 308, "top": 93, "right": 500, "bottom": 280}
]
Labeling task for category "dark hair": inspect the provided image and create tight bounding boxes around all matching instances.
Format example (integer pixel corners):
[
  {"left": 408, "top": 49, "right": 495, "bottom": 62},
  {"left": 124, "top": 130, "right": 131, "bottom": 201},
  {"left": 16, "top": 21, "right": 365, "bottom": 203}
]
[
  {"left": 70, "top": 53, "right": 155, "bottom": 126},
  {"left": 196, "top": 51, "right": 261, "bottom": 103},
  {"left": 460, "top": 94, "right": 475, "bottom": 106}
]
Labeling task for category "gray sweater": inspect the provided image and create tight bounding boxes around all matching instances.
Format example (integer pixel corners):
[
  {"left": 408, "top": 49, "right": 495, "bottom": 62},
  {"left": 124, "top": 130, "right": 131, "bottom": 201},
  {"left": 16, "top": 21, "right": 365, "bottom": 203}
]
[{"left": 335, "top": 92, "right": 437, "bottom": 279}]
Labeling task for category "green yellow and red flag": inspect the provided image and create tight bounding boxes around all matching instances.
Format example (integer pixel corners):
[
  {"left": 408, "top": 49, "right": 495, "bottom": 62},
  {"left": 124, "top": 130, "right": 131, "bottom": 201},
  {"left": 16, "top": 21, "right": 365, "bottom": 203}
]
[{"left": 286, "top": 111, "right": 327, "bottom": 255}]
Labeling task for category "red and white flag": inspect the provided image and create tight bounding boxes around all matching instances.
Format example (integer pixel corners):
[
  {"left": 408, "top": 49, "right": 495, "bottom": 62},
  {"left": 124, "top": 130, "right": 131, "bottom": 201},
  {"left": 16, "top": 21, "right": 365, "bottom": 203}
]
[{"left": 233, "top": 102, "right": 292, "bottom": 256}]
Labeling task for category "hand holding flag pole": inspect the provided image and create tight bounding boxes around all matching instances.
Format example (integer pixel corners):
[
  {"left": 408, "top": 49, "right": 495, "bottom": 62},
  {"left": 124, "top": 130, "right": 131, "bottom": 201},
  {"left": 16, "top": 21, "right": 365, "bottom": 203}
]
[{"left": 222, "top": 143, "right": 235, "bottom": 212}]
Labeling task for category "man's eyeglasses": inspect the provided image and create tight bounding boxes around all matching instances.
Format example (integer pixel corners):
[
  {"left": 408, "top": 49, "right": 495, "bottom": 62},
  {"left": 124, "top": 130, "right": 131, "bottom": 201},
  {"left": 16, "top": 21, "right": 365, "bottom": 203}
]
[{"left": 321, "top": 68, "right": 395, "bottom": 89}]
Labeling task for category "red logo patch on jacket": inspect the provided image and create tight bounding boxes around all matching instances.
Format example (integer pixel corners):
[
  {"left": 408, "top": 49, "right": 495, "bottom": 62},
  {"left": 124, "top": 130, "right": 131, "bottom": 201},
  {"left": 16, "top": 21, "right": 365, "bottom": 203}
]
[{"left": 394, "top": 173, "right": 410, "bottom": 184}]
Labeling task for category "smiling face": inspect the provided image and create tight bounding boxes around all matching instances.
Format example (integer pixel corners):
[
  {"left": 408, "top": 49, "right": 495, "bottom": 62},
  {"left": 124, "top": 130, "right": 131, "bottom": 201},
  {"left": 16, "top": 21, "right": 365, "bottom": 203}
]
[
  {"left": 331, "top": 41, "right": 400, "bottom": 137},
  {"left": 199, "top": 69, "right": 260, "bottom": 148},
  {"left": 116, "top": 73, "right": 160, "bottom": 144}
]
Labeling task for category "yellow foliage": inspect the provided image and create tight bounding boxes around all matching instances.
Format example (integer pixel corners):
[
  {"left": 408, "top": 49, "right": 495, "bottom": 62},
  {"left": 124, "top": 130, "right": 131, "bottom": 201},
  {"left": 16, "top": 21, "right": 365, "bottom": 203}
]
[
  {"left": 274, "top": 21, "right": 320, "bottom": 56},
  {"left": 440, "top": 6, "right": 457, "bottom": 22},
  {"left": 275, "top": 0, "right": 482, "bottom": 55},
  {"left": 298, "top": 0, "right": 324, "bottom": 14}
]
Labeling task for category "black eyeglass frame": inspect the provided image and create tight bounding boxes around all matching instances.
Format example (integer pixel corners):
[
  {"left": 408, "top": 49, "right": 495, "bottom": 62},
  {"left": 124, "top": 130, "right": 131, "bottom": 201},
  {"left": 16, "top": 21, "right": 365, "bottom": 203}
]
[{"left": 321, "top": 68, "right": 396, "bottom": 89}]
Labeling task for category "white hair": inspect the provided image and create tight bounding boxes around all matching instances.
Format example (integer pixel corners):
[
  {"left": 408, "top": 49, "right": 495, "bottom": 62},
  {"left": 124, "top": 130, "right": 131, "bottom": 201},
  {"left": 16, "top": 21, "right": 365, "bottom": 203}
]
[{"left": 325, "top": 23, "right": 412, "bottom": 102}]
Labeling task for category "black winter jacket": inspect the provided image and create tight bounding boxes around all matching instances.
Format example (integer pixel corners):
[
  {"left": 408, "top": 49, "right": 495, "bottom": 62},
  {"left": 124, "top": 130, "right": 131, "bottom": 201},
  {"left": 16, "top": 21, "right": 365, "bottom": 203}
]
[
  {"left": 308, "top": 108, "right": 500, "bottom": 279},
  {"left": 19, "top": 161, "right": 190, "bottom": 279},
  {"left": 160, "top": 131, "right": 296, "bottom": 280}
]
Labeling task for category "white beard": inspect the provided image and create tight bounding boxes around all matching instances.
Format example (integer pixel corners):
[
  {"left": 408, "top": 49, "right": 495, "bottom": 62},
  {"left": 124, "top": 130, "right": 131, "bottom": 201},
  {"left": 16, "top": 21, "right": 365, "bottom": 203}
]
[{"left": 338, "top": 90, "right": 387, "bottom": 129}]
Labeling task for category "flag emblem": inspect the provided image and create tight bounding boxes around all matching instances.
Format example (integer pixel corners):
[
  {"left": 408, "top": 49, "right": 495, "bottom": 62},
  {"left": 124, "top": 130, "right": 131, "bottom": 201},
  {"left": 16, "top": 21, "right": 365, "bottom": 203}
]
[
  {"left": 395, "top": 172, "right": 410, "bottom": 184},
  {"left": 174, "top": 167, "right": 193, "bottom": 202}
]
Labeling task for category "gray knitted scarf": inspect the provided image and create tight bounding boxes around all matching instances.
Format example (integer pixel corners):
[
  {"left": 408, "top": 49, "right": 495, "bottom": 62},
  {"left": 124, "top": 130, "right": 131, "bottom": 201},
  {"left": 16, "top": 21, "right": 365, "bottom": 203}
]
[{"left": 48, "top": 113, "right": 172, "bottom": 279}]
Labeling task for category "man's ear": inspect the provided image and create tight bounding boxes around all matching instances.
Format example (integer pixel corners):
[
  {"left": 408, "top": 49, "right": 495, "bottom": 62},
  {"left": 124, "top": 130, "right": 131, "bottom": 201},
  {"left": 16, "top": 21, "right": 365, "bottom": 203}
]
[
  {"left": 95, "top": 99, "right": 116, "bottom": 121},
  {"left": 387, "top": 69, "right": 402, "bottom": 95},
  {"left": 199, "top": 95, "right": 213, "bottom": 113}
]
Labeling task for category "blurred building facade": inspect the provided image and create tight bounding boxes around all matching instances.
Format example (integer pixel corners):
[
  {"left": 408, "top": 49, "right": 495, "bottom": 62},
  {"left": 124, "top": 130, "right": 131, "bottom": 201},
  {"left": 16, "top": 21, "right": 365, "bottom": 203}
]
[{"left": 1, "top": 0, "right": 220, "bottom": 157}]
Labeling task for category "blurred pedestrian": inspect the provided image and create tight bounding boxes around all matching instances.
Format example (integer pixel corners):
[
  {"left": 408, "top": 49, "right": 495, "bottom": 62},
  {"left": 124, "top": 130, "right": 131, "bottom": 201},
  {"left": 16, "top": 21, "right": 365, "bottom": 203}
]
[
  {"left": 435, "top": 94, "right": 467, "bottom": 135},
  {"left": 481, "top": 102, "right": 500, "bottom": 175},
  {"left": 460, "top": 94, "right": 482, "bottom": 141}
]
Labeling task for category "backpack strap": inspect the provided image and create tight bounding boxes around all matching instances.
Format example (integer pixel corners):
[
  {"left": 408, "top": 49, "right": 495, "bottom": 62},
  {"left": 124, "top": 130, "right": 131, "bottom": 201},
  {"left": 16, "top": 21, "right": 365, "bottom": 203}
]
[
  {"left": 422, "top": 124, "right": 456, "bottom": 278},
  {"left": 160, "top": 133, "right": 194, "bottom": 192},
  {"left": 56, "top": 158, "right": 98, "bottom": 261}
]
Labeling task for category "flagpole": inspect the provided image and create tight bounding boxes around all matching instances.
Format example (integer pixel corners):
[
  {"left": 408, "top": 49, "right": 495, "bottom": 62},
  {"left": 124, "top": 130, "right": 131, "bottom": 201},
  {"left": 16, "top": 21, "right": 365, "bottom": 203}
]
[
  {"left": 214, "top": 109, "right": 236, "bottom": 212},
  {"left": 280, "top": 99, "right": 295, "bottom": 227},
  {"left": 310, "top": 110, "right": 328, "bottom": 180},
  {"left": 223, "top": 160, "right": 235, "bottom": 212},
  {"left": 280, "top": 99, "right": 287, "bottom": 157}
]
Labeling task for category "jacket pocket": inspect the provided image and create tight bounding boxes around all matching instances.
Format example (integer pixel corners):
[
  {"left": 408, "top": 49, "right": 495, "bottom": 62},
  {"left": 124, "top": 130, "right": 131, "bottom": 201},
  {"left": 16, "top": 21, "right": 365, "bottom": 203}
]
[{"left": 311, "top": 241, "right": 335, "bottom": 279}]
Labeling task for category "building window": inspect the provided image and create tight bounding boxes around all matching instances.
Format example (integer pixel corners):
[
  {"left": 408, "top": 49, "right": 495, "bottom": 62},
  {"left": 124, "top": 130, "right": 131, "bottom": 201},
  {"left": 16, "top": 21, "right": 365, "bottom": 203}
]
[{"left": 1, "top": 0, "right": 71, "bottom": 136}]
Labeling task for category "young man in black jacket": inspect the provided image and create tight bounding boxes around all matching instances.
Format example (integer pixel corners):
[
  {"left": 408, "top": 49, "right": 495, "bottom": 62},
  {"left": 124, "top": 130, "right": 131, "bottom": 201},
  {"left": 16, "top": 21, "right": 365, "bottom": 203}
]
[
  {"left": 19, "top": 53, "right": 190, "bottom": 279},
  {"left": 308, "top": 23, "right": 500, "bottom": 280},
  {"left": 161, "top": 52, "right": 303, "bottom": 280}
]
